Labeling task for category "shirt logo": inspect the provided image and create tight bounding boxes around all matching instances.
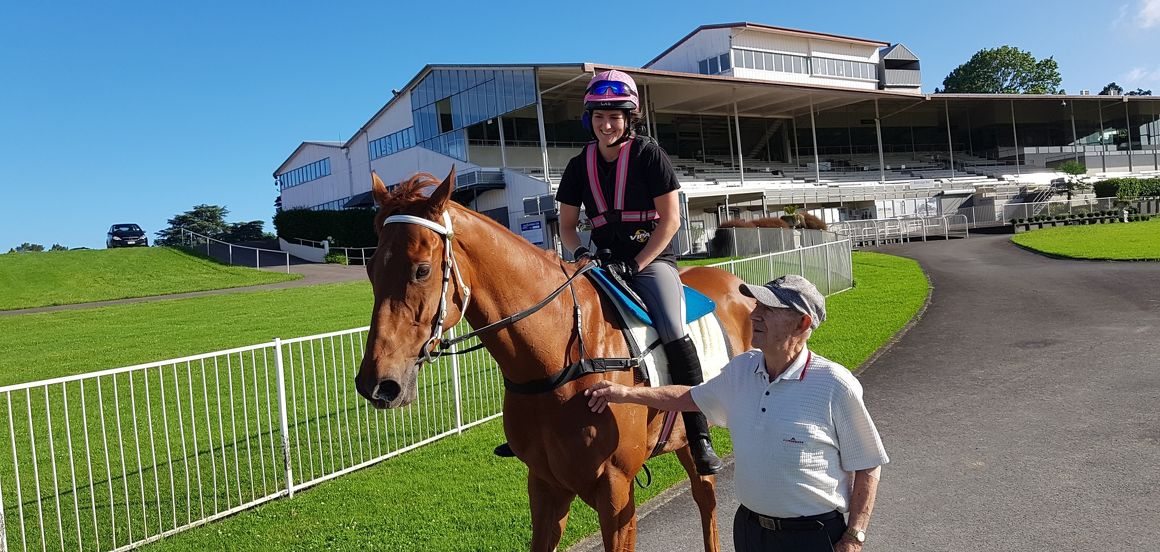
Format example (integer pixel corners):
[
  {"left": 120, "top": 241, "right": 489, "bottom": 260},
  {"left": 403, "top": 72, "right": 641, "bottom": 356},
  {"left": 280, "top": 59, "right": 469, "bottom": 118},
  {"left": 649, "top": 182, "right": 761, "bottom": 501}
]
[
  {"left": 630, "top": 229, "right": 651, "bottom": 243},
  {"left": 783, "top": 437, "right": 805, "bottom": 445}
]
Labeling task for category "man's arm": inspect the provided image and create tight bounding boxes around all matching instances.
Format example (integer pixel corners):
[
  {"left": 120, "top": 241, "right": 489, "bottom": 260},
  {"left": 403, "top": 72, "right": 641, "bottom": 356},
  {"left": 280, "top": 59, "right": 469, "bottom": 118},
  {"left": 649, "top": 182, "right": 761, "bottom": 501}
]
[
  {"left": 585, "top": 380, "right": 700, "bottom": 413},
  {"left": 836, "top": 466, "right": 881, "bottom": 552}
]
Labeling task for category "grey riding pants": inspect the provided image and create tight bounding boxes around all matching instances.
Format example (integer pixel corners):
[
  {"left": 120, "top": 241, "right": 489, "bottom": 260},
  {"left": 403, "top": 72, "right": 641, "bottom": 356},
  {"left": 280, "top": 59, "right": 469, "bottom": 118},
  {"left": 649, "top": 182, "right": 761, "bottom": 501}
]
[{"left": 627, "top": 261, "right": 686, "bottom": 344}]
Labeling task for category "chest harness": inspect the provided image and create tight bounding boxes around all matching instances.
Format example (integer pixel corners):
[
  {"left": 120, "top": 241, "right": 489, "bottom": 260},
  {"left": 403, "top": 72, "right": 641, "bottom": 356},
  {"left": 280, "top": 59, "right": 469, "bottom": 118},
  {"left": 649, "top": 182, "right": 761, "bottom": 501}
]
[{"left": 585, "top": 140, "right": 660, "bottom": 229}]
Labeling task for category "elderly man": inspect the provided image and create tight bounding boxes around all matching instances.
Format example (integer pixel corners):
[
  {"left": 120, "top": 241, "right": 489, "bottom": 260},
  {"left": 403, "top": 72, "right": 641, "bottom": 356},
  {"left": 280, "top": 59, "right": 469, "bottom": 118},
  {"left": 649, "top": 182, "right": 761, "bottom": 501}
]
[{"left": 586, "top": 275, "right": 888, "bottom": 552}]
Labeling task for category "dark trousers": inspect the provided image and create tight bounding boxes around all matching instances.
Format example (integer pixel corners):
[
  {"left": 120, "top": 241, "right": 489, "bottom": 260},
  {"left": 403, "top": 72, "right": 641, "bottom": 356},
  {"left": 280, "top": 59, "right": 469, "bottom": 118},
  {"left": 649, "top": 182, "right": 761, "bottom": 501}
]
[{"left": 733, "top": 505, "right": 847, "bottom": 552}]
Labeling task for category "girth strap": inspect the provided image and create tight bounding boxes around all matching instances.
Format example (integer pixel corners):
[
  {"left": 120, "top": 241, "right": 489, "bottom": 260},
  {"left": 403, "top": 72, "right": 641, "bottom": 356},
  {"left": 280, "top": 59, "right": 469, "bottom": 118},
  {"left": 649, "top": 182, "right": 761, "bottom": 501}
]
[{"left": 503, "top": 338, "right": 662, "bottom": 395}]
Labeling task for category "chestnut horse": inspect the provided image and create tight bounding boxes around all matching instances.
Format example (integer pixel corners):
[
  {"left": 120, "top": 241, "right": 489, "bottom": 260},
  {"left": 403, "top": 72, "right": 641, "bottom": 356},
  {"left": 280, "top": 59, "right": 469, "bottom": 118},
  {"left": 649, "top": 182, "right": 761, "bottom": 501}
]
[{"left": 355, "top": 169, "right": 753, "bottom": 552}]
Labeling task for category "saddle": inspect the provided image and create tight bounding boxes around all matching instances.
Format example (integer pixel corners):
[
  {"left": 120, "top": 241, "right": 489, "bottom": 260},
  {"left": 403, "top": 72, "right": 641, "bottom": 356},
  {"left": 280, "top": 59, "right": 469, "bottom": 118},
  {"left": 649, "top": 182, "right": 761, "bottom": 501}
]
[{"left": 586, "top": 266, "right": 733, "bottom": 387}]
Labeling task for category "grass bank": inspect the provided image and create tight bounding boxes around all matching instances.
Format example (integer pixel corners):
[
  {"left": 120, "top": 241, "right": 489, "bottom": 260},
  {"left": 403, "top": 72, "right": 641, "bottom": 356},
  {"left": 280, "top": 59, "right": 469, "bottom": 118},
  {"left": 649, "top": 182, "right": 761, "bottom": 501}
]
[
  {"left": 1010, "top": 218, "right": 1160, "bottom": 260},
  {"left": 0, "top": 247, "right": 300, "bottom": 311}
]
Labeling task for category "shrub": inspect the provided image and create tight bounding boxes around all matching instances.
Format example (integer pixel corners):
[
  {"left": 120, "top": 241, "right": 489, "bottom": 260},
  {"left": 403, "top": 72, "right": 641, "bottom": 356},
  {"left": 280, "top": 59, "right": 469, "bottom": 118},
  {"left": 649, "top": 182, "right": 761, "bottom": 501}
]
[
  {"left": 752, "top": 217, "right": 791, "bottom": 229},
  {"left": 1092, "top": 177, "right": 1160, "bottom": 200},
  {"left": 801, "top": 212, "right": 828, "bottom": 230},
  {"left": 324, "top": 253, "right": 349, "bottom": 265},
  {"left": 274, "top": 208, "right": 377, "bottom": 246}
]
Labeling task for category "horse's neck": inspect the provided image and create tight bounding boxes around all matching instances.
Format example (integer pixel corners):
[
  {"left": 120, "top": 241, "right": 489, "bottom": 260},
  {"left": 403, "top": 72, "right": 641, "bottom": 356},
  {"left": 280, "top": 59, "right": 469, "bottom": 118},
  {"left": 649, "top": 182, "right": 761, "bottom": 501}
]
[{"left": 453, "top": 209, "right": 610, "bottom": 383}]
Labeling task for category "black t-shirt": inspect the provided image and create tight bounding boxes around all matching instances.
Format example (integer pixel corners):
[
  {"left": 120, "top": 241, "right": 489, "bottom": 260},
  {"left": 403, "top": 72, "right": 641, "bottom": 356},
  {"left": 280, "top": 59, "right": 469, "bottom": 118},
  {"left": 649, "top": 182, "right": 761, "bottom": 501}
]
[{"left": 555, "top": 137, "right": 682, "bottom": 265}]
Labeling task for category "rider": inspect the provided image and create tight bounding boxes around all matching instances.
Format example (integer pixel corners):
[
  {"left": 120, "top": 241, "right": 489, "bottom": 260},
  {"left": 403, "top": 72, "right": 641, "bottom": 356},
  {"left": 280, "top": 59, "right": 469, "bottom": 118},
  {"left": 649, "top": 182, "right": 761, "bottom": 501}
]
[{"left": 496, "top": 70, "right": 724, "bottom": 475}]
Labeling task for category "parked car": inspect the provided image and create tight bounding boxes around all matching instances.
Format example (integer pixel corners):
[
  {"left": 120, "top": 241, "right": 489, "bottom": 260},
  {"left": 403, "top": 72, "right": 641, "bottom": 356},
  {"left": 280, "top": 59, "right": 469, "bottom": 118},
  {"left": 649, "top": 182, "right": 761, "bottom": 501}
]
[{"left": 106, "top": 223, "right": 148, "bottom": 248}]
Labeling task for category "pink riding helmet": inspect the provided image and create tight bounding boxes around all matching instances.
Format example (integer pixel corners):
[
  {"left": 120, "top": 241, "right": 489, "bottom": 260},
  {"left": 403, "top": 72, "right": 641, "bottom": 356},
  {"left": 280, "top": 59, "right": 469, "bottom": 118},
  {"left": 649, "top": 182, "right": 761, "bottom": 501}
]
[{"left": 583, "top": 70, "right": 640, "bottom": 111}]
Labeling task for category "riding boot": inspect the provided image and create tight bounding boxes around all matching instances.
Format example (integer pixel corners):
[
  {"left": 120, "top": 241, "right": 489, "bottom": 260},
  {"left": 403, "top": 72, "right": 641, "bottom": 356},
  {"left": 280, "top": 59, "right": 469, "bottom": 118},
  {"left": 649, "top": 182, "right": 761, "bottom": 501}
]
[
  {"left": 493, "top": 442, "right": 516, "bottom": 458},
  {"left": 663, "top": 336, "right": 725, "bottom": 475}
]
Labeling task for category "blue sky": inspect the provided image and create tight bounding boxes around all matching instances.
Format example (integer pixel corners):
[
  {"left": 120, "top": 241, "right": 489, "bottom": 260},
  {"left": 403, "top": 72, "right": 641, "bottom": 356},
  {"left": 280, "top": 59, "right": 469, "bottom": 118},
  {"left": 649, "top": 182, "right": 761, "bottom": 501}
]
[{"left": 2, "top": 0, "right": 1158, "bottom": 250}]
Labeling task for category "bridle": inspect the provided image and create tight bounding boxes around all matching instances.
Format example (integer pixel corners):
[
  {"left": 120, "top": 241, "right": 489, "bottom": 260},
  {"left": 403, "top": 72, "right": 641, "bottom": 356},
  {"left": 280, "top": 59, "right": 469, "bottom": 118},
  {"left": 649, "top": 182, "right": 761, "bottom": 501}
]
[
  {"left": 382, "top": 211, "right": 472, "bottom": 365},
  {"left": 381, "top": 210, "right": 596, "bottom": 369}
]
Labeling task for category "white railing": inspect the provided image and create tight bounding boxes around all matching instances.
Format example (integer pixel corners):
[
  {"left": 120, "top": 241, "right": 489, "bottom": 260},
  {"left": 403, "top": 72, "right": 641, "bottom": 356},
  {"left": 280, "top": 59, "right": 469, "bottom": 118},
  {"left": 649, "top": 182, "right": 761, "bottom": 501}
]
[
  {"left": 708, "top": 239, "right": 853, "bottom": 296},
  {"left": 0, "top": 245, "right": 853, "bottom": 552},
  {"left": 180, "top": 229, "right": 291, "bottom": 274},
  {"left": 830, "top": 215, "right": 969, "bottom": 247},
  {"left": 329, "top": 247, "right": 376, "bottom": 266}
]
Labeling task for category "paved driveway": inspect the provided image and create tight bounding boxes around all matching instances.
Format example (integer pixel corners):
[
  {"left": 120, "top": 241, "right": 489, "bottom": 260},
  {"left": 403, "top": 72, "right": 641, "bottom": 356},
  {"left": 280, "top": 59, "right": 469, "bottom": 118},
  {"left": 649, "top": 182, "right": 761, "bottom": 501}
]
[{"left": 574, "top": 234, "right": 1160, "bottom": 551}]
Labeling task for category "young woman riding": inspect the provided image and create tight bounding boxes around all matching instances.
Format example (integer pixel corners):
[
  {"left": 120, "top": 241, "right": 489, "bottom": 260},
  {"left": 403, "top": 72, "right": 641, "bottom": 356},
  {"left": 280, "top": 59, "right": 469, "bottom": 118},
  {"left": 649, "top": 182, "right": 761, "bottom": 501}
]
[{"left": 497, "top": 70, "right": 723, "bottom": 475}]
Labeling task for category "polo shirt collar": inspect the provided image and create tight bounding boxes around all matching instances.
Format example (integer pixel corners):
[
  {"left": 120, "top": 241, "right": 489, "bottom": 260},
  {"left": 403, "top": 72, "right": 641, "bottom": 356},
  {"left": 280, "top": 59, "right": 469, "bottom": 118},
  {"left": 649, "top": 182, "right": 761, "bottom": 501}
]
[{"left": 757, "top": 347, "right": 812, "bottom": 383}]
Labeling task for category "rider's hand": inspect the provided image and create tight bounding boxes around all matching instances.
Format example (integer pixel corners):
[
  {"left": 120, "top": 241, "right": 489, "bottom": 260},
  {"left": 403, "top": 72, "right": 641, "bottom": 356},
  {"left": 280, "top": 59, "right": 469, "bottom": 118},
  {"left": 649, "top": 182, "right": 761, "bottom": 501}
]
[
  {"left": 572, "top": 246, "right": 592, "bottom": 262},
  {"left": 608, "top": 260, "right": 639, "bottom": 280},
  {"left": 585, "top": 381, "right": 629, "bottom": 413}
]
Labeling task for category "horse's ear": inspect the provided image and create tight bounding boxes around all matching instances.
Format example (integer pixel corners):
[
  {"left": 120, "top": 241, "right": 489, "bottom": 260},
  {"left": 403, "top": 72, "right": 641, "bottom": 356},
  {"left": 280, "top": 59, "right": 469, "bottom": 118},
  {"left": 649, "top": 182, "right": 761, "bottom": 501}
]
[
  {"left": 429, "top": 165, "right": 455, "bottom": 212},
  {"left": 371, "top": 172, "right": 391, "bottom": 208}
]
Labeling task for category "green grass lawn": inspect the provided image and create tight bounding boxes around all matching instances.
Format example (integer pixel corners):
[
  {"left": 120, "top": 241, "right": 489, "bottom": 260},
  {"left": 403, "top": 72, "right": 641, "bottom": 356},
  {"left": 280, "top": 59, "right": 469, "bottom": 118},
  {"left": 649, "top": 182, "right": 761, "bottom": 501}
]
[
  {"left": 124, "top": 251, "right": 927, "bottom": 552},
  {"left": 1010, "top": 218, "right": 1160, "bottom": 260},
  {"left": 0, "top": 247, "right": 300, "bottom": 311}
]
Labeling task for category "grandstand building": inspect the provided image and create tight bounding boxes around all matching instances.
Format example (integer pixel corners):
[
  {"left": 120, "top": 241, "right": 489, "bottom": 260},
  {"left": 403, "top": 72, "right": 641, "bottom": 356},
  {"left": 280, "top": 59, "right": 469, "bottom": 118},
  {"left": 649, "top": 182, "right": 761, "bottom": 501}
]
[{"left": 272, "top": 21, "right": 1160, "bottom": 253}]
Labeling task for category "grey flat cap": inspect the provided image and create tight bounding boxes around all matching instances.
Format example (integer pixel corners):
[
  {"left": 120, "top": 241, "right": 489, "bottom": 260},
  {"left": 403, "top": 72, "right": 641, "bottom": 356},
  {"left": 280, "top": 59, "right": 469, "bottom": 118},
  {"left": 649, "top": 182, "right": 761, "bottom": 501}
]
[{"left": 739, "top": 275, "right": 826, "bottom": 330}]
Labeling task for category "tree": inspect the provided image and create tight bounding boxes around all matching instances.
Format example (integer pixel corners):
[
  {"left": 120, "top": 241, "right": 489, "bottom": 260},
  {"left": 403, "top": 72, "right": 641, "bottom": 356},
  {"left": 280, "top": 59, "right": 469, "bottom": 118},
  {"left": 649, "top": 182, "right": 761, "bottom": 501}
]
[
  {"left": 223, "top": 221, "right": 268, "bottom": 242},
  {"left": 1099, "top": 82, "right": 1123, "bottom": 96},
  {"left": 940, "top": 46, "right": 1062, "bottom": 94},
  {"left": 1127, "top": 88, "right": 1152, "bottom": 96},
  {"left": 1056, "top": 161, "right": 1090, "bottom": 200},
  {"left": 155, "top": 204, "right": 230, "bottom": 246},
  {"left": 49, "top": 244, "right": 67, "bottom": 251},
  {"left": 8, "top": 243, "right": 45, "bottom": 253}
]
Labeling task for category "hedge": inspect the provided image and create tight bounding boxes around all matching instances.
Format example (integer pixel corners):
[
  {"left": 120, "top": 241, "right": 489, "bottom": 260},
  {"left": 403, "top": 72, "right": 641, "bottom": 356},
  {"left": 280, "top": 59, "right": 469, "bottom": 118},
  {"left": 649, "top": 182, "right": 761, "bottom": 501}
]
[
  {"left": 273, "top": 208, "right": 378, "bottom": 247},
  {"left": 1092, "top": 177, "right": 1160, "bottom": 200}
]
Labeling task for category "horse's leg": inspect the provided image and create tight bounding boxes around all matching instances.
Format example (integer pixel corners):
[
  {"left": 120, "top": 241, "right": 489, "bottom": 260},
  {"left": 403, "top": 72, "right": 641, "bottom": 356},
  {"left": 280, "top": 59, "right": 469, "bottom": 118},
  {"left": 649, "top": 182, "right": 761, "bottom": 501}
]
[
  {"left": 580, "top": 468, "right": 637, "bottom": 552},
  {"left": 676, "top": 446, "right": 719, "bottom": 552},
  {"left": 528, "top": 475, "right": 576, "bottom": 552}
]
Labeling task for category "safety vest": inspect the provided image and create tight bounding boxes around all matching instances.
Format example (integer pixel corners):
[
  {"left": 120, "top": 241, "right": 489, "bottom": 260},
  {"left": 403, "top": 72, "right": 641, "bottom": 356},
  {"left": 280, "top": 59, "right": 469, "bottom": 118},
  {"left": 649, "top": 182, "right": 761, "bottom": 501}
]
[{"left": 585, "top": 139, "right": 661, "bottom": 229}]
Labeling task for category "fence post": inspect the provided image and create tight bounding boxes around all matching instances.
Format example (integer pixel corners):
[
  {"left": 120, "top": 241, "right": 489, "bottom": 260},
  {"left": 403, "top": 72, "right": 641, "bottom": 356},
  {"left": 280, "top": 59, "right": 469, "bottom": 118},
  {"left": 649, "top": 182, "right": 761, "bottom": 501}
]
[
  {"left": 272, "top": 338, "right": 295, "bottom": 498},
  {"left": 0, "top": 465, "right": 7, "bottom": 552},
  {"left": 798, "top": 247, "right": 805, "bottom": 278},
  {"left": 229, "top": 244, "right": 233, "bottom": 265},
  {"left": 825, "top": 244, "right": 832, "bottom": 294},
  {"left": 448, "top": 325, "right": 464, "bottom": 434}
]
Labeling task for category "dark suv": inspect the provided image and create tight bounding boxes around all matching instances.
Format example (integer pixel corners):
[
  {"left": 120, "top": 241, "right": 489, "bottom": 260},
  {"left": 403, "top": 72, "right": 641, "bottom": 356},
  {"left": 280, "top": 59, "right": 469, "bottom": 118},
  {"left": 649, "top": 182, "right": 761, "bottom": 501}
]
[{"left": 107, "top": 224, "right": 149, "bottom": 248}]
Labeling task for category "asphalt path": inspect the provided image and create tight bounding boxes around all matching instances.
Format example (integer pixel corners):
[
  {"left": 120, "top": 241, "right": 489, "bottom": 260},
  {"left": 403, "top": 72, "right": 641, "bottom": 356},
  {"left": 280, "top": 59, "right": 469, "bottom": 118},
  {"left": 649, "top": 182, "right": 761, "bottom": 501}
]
[{"left": 574, "top": 234, "right": 1160, "bottom": 551}]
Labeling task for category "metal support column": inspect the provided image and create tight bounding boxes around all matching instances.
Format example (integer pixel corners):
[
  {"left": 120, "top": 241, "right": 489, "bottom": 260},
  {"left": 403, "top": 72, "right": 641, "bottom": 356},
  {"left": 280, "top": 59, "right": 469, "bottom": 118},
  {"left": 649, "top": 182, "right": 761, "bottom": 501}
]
[
  {"left": 533, "top": 68, "right": 551, "bottom": 188},
  {"left": 497, "top": 116, "right": 508, "bottom": 169},
  {"left": 1098, "top": 100, "right": 1107, "bottom": 173},
  {"left": 875, "top": 99, "right": 886, "bottom": 184},
  {"left": 1125, "top": 99, "right": 1134, "bottom": 173},
  {"left": 1010, "top": 100, "right": 1021, "bottom": 177},
  {"left": 734, "top": 102, "right": 745, "bottom": 185},
  {"left": 809, "top": 96, "right": 821, "bottom": 184},
  {"left": 945, "top": 101, "right": 956, "bottom": 178},
  {"left": 1068, "top": 101, "right": 1079, "bottom": 163},
  {"left": 791, "top": 116, "right": 801, "bottom": 165}
]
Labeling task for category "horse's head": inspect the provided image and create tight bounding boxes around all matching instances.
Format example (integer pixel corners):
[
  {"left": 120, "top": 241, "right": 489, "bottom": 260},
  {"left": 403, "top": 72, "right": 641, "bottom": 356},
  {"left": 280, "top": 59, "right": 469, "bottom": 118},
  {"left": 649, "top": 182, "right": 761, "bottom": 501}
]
[{"left": 355, "top": 168, "right": 465, "bottom": 409}]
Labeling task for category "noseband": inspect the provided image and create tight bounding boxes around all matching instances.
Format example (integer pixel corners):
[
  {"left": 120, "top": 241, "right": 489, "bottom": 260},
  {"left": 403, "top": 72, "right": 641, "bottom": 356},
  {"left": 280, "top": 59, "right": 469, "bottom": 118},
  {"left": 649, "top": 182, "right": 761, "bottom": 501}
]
[{"left": 382, "top": 211, "right": 471, "bottom": 366}]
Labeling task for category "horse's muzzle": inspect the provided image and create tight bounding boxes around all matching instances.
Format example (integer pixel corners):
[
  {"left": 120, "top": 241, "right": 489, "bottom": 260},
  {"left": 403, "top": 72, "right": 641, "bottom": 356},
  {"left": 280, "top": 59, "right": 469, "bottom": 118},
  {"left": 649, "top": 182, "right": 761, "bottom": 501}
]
[{"left": 355, "top": 360, "right": 418, "bottom": 409}]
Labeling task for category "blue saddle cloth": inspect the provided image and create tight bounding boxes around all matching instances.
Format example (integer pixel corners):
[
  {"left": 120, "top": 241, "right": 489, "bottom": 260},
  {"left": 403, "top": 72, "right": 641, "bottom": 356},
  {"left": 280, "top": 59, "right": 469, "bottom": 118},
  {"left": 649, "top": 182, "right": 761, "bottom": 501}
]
[{"left": 589, "top": 267, "right": 716, "bottom": 326}]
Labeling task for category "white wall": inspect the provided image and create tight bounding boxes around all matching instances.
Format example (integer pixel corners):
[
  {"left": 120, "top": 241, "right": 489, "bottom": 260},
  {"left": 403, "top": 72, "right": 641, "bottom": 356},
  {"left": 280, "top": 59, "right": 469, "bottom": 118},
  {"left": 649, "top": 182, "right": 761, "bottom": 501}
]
[
  {"left": 278, "top": 144, "right": 349, "bottom": 210},
  {"left": 368, "top": 145, "right": 480, "bottom": 189},
  {"left": 730, "top": 29, "right": 881, "bottom": 91},
  {"left": 647, "top": 27, "right": 732, "bottom": 73},
  {"left": 365, "top": 91, "right": 414, "bottom": 141}
]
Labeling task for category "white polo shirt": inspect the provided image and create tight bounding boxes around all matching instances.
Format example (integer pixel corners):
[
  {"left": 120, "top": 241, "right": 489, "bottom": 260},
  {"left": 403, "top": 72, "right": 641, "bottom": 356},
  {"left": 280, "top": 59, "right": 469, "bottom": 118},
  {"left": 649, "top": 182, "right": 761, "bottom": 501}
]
[{"left": 690, "top": 348, "right": 889, "bottom": 518}]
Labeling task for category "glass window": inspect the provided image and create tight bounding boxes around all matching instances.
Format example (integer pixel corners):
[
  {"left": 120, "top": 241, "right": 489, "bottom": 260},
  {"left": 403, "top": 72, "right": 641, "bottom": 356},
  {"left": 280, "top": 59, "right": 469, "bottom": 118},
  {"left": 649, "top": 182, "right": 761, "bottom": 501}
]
[
  {"left": 755, "top": 50, "right": 766, "bottom": 70},
  {"left": 741, "top": 51, "right": 752, "bottom": 70},
  {"left": 708, "top": 56, "right": 719, "bottom": 74},
  {"left": 720, "top": 53, "right": 731, "bottom": 71},
  {"left": 698, "top": 59, "right": 709, "bottom": 74}
]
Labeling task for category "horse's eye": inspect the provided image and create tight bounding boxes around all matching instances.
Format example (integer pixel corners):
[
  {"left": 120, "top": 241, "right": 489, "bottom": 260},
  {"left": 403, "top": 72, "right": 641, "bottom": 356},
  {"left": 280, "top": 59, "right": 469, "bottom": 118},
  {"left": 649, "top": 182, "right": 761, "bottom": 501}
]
[{"left": 415, "top": 263, "right": 432, "bottom": 281}]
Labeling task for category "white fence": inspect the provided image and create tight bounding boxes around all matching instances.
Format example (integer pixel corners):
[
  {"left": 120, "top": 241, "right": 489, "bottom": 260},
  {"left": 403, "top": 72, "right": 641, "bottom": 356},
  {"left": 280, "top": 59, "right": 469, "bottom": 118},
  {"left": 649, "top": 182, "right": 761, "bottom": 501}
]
[
  {"left": 0, "top": 242, "right": 853, "bottom": 552},
  {"left": 830, "top": 215, "right": 970, "bottom": 247},
  {"left": 179, "top": 229, "right": 291, "bottom": 273}
]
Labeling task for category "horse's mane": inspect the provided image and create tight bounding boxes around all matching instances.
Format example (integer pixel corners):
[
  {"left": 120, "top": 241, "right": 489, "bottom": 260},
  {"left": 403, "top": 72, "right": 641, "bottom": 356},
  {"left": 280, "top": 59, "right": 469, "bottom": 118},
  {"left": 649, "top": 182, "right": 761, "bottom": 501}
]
[{"left": 374, "top": 172, "right": 443, "bottom": 227}]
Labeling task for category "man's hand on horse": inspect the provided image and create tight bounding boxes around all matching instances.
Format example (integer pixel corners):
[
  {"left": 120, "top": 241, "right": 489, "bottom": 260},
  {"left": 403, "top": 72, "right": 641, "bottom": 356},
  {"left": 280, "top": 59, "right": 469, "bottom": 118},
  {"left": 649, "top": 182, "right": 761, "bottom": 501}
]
[
  {"left": 572, "top": 246, "right": 592, "bottom": 263},
  {"left": 585, "top": 381, "right": 629, "bottom": 413}
]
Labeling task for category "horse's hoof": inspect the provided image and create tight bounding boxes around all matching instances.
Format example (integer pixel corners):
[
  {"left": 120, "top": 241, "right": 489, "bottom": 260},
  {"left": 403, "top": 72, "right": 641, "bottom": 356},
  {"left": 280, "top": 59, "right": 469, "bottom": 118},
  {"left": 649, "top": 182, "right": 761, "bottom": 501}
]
[{"left": 493, "top": 442, "right": 517, "bottom": 458}]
